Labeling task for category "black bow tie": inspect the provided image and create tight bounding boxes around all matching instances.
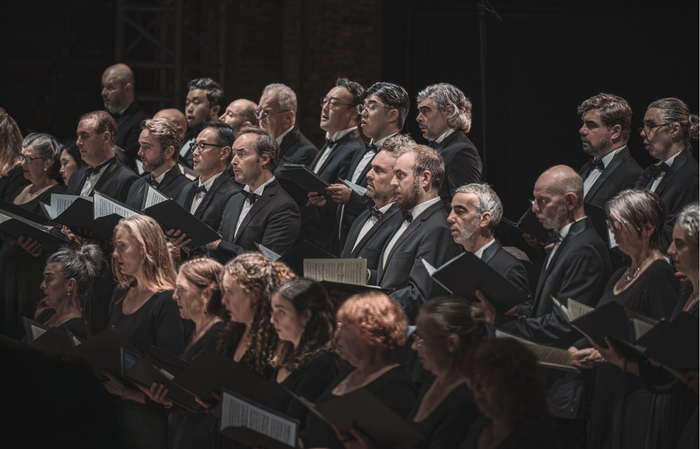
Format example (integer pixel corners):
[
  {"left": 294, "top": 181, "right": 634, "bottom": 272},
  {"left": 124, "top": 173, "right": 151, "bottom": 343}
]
[
  {"left": 428, "top": 140, "right": 438, "bottom": 149},
  {"left": 192, "top": 182, "right": 207, "bottom": 195},
  {"left": 241, "top": 190, "right": 259, "bottom": 204},
  {"left": 648, "top": 162, "right": 670, "bottom": 178},
  {"left": 401, "top": 210, "right": 413, "bottom": 223},
  {"left": 146, "top": 177, "right": 159, "bottom": 187},
  {"left": 85, "top": 160, "right": 111, "bottom": 177},
  {"left": 367, "top": 205, "right": 383, "bottom": 220},
  {"left": 549, "top": 230, "right": 563, "bottom": 244},
  {"left": 587, "top": 158, "right": 605, "bottom": 172},
  {"left": 366, "top": 143, "right": 377, "bottom": 153},
  {"left": 325, "top": 138, "right": 336, "bottom": 147}
]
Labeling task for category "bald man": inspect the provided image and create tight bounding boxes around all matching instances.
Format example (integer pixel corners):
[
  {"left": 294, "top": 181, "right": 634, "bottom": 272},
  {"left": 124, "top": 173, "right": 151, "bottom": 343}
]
[
  {"left": 474, "top": 165, "right": 612, "bottom": 347},
  {"left": 220, "top": 99, "right": 258, "bottom": 135},
  {"left": 101, "top": 63, "right": 151, "bottom": 168},
  {"left": 154, "top": 108, "right": 188, "bottom": 137}
]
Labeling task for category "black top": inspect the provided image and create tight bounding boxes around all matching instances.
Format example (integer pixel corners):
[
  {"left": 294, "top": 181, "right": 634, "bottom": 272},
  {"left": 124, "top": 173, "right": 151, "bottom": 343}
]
[
  {"left": 406, "top": 375, "right": 478, "bottom": 449},
  {"left": 459, "top": 417, "right": 560, "bottom": 449},
  {"left": 107, "top": 287, "right": 185, "bottom": 355},
  {"left": 0, "top": 164, "right": 30, "bottom": 201},
  {"left": 267, "top": 351, "right": 338, "bottom": 429},
  {"left": 303, "top": 365, "right": 417, "bottom": 449},
  {"left": 181, "top": 320, "right": 225, "bottom": 362}
]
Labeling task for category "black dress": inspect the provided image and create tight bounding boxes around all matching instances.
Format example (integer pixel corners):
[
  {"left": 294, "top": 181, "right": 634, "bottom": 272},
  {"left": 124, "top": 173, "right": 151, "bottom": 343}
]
[
  {"left": 168, "top": 321, "right": 225, "bottom": 449},
  {"left": 35, "top": 308, "right": 88, "bottom": 342},
  {"left": 459, "top": 417, "right": 561, "bottom": 449},
  {"left": 108, "top": 287, "right": 185, "bottom": 449},
  {"left": 0, "top": 164, "right": 30, "bottom": 200},
  {"left": 0, "top": 183, "right": 64, "bottom": 339},
  {"left": 588, "top": 260, "right": 679, "bottom": 449},
  {"left": 302, "top": 365, "right": 417, "bottom": 449},
  {"left": 405, "top": 375, "right": 478, "bottom": 449},
  {"left": 267, "top": 351, "right": 338, "bottom": 431}
]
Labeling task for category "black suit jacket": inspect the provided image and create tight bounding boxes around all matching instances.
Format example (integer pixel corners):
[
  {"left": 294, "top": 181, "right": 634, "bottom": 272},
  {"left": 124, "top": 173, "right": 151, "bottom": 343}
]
[
  {"left": 176, "top": 172, "right": 241, "bottom": 230},
  {"left": 432, "top": 130, "right": 482, "bottom": 209},
  {"left": 496, "top": 217, "right": 612, "bottom": 347},
  {"left": 113, "top": 101, "right": 151, "bottom": 168},
  {"left": 377, "top": 200, "right": 464, "bottom": 321},
  {"left": 125, "top": 165, "right": 191, "bottom": 209},
  {"left": 66, "top": 157, "right": 138, "bottom": 203},
  {"left": 578, "top": 146, "right": 642, "bottom": 208},
  {"left": 341, "top": 204, "right": 403, "bottom": 274},
  {"left": 480, "top": 239, "right": 532, "bottom": 299},
  {"left": 212, "top": 179, "right": 301, "bottom": 262},
  {"left": 634, "top": 148, "right": 699, "bottom": 250},
  {"left": 302, "top": 129, "right": 365, "bottom": 251},
  {"left": 275, "top": 127, "right": 319, "bottom": 205}
]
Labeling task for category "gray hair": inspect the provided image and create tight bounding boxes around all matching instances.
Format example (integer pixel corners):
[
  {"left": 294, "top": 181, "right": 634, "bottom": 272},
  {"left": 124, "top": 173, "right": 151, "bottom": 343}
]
[
  {"left": 648, "top": 98, "right": 699, "bottom": 146},
  {"left": 577, "top": 93, "right": 633, "bottom": 140},
  {"left": 416, "top": 83, "right": 472, "bottom": 133},
  {"left": 46, "top": 243, "right": 104, "bottom": 301},
  {"left": 262, "top": 83, "right": 298, "bottom": 113},
  {"left": 455, "top": 183, "right": 503, "bottom": 232},
  {"left": 677, "top": 203, "right": 699, "bottom": 243},
  {"left": 22, "top": 133, "right": 62, "bottom": 181},
  {"left": 381, "top": 133, "right": 415, "bottom": 157},
  {"left": 606, "top": 189, "right": 667, "bottom": 250}
]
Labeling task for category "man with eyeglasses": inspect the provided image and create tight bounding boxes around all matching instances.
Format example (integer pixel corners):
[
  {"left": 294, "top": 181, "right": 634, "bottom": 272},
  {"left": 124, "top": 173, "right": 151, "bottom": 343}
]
[
  {"left": 304, "top": 78, "right": 366, "bottom": 251},
  {"left": 633, "top": 97, "right": 699, "bottom": 250},
  {"left": 205, "top": 127, "right": 301, "bottom": 261},
  {"left": 416, "top": 83, "right": 482, "bottom": 209},
  {"left": 257, "top": 83, "right": 318, "bottom": 205},
  {"left": 179, "top": 78, "right": 225, "bottom": 169}
]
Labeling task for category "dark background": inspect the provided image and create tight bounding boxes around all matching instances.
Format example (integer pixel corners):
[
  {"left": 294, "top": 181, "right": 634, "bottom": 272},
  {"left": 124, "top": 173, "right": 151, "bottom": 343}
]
[{"left": 2, "top": 0, "right": 698, "bottom": 248}]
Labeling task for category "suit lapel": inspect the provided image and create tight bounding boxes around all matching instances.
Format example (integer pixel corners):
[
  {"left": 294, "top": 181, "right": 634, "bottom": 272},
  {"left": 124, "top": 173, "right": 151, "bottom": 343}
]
[
  {"left": 195, "top": 173, "right": 227, "bottom": 217},
  {"left": 279, "top": 127, "right": 299, "bottom": 161},
  {"left": 352, "top": 206, "right": 399, "bottom": 257},
  {"left": 654, "top": 148, "right": 691, "bottom": 196},
  {"left": 92, "top": 159, "right": 118, "bottom": 193},
  {"left": 434, "top": 130, "right": 461, "bottom": 153},
  {"left": 585, "top": 147, "right": 628, "bottom": 202},
  {"left": 480, "top": 239, "right": 502, "bottom": 265},
  {"left": 235, "top": 185, "right": 275, "bottom": 242}
]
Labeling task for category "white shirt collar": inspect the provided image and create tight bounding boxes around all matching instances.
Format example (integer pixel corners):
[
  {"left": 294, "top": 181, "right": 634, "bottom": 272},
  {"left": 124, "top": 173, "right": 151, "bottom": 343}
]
[
  {"left": 557, "top": 216, "right": 586, "bottom": 239},
  {"left": 370, "top": 132, "right": 398, "bottom": 150},
  {"left": 473, "top": 238, "right": 496, "bottom": 259},
  {"left": 408, "top": 196, "right": 441, "bottom": 220},
  {"left": 244, "top": 176, "right": 276, "bottom": 195},
  {"left": 599, "top": 145, "right": 625, "bottom": 168},
  {"left": 662, "top": 150, "right": 682, "bottom": 167},
  {"left": 434, "top": 128, "right": 455, "bottom": 144},
  {"left": 377, "top": 202, "right": 395, "bottom": 214},
  {"left": 327, "top": 127, "right": 357, "bottom": 142},
  {"left": 275, "top": 126, "right": 295, "bottom": 145},
  {"left": 199, "top": 171, "right": 223, "bottom": 190}
]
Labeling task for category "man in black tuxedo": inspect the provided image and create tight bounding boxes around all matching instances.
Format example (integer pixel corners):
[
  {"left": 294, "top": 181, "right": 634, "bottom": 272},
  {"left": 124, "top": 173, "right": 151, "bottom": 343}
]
[
  {"left": 376, "top": 144, "right": 463, "bottom": 321},
  {"left": 219, "top": 98, "right": 258, "bottom": 135},
  {"left": 125, "top": 118, "right": 190, "bottom": 209},
  {"left": 474, "top": 165, "right": 612, "bottom": 348},
  {"left": 634, "top": 97, "right": 699, "bottom": 250},
  {"left": 180, "top": 78, "right": 225, "bottom": 168},
  {"left": 447, "top": 183, "right": 532, "bottom": 298},
  {"left": 416, "top": 83, "right": 482, "bottom": 209},
  {"left": 153, "top": 108, "right": 197, "bottom": 180},
  {"left": 258, "top": 83, "right": 319, "bottom": 205},
  {"left": 67, "top": 111, "right": 138, "bottom": 203},
  {"left": 305, "top": 78, "right": 366, "bottom": 251},
  {"left": 321, "top": 82, "right": 411, "bottom": 254},
  {"left": 101, "top": 63, "right": 151, "bottom": 169},
  {"left": 577, "top": 93, "right": 642, "bottom": 208},
  {"left": 341, "top": 135, "right": 415, "bottom": 275},
  {"left": 206, "top": 127, "right": 300, "bottom": 262}
]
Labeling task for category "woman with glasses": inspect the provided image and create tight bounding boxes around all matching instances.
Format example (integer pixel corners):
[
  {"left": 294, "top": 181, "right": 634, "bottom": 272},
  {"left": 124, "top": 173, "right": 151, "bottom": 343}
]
[
  {"left": 568, "top": 189, "right": 678, "bottom": 449},
  {"left": 0, "top": 132, "right": 64, "bottom": 339},
  {"left": 302, "top": 291, "right": 416, "bottom": 449}
]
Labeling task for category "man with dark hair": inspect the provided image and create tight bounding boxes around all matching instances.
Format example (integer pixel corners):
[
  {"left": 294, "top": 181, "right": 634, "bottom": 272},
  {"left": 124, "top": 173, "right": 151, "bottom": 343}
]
[
  {"left": 376, "top": 144, "right": 462, "bottom": 321},
  {"left": 180, "top": 78, "right": 225, "bottom": 168},
  {"left": 258, "top": 83, "right": 318, "bottom": 205},
  {"left": 101, "top": 63, "right": 151, "bottom": 169},
  {"left": 416, "top": 83, "right": 482, "bottom": 209},
  {"left": 304, "top": 78, "right": 366, "bottom": 251},
  {"left": 67, "top": 111, "right": 138, "bottom": 203},
  {"left": 577, "top": 93, "right": 642, "bottom": 208},
  {"left": 220, "top": 99, "right": 259, "bottom": 135},
  {"left": 125, "top": 118, "right": 190, "bottom": 209},
  {"left": 207, "top": 127, "right": 301, "bottom": 261}
]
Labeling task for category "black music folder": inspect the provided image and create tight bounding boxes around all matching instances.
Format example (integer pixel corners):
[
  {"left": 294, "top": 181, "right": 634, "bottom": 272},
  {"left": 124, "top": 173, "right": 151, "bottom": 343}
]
[
  {"left": 502, "top": 206, "right": 550, "bottom": 243},
  {"left": 636, "top": 312, "right": 699, "bottom": 372},
  {"left": 27, "top": 326, "right": 77, "bottom": 356},
  {"left": 277, "top": 240, "right": 336, "bottom": 276},
  {"left": 280, "top": 164, "right": 330, "bottom": 194},
  {"left": 569, "top": 300, "right": 657, "bottom": 349},
  {"left": 42, "top": 194, "right": 115, "bottom": 241},
  {"left": 74, "top": 327, "right": 140, "bottom": 376},
  {"left": 0, "top": 209, "right": 68, "bottom": 252},
  {"left": 142, "top": 199, "right": 221, "bottom": 248},
  {"left": 421, "top": 251, "right": 530, "bottom": 313},
  {"left": 584, "top": 203, "right": 611, "bottom": 246}
]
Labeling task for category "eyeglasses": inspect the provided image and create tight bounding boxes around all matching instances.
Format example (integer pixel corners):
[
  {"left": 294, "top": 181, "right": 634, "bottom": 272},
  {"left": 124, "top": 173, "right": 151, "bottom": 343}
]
[
  {"left": 356, "top": 103, "right": 395, "bottom": 115},
  {"left": 637, "top": 122, "right": 671, "bottom": 136},
  {"left": 336, "top": 322, "right": 345, "bottom": 334},
  {"left": 410, "top": 332, "right": 446, "bottom": 348},
  {"left": 19, "top": 154, "right": 45, "bottom": 164},
  {"left": 254, "top": 109, "right": 291, "bottom": 121},
  {"left": 321, "top": 97, "right": 355, "bottom": 109},
  {"left": 192, "top": 142, "right": 225, "bottom": 153}
]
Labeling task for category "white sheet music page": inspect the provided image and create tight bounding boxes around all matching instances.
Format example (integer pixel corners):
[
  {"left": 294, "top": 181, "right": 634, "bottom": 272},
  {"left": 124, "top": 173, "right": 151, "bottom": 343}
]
[{"left": 303, "top": 258, "right": 367, "bottom": 285}]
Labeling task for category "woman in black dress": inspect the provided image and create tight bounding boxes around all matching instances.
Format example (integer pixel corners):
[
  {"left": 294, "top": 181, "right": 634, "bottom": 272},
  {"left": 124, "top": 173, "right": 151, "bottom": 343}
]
[
  {"left": 460, "top": 338, "right": 560, "bottom": 449},
  {"left": 34, "top": 243, "right": 103, "bottom": 341},
  {"left": 0, "top": 108, "right": 29, "bottom": 200},
  {"left": 303, "top": 290, "right": 416, "bottom": 449},
  {"left": 0, "top": 132, "right": 63, "bottom": 339},
  {"left": 267, "top": 278, "right": 339, "bottom": 430},
  {"left": 569, "top": 190, "right": 678, "bottom": 449}
]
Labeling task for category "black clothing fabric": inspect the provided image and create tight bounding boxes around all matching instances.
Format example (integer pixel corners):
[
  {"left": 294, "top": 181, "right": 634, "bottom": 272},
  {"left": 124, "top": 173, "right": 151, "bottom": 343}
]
[
  {"left": 175, "top": 172, "right": 241, "bottom": 231},
  {"left": 459, "top": 417, "right": 561, "bottom": 449},
  {"left": 480, "top": 240, "right": 532, "bottom": 299},
  {"left": 431, "top": 130, "right": 482, "bottom": 210},
  {"left": 342, "top": 203, "right": 403, "bottom": 277},
  {"left": 0, "top": 184, "right": 64, "bottom": 339},
  {"left": 35, "top": 310, "right": 88, "bottom": 342},
  {"left": 112, "top": 101, "right": 151, "bottom": 169},
  {"left": 0, "top": 164, "right": 30, "bottom": 201},
  {"left": 168, "top": 321, "right": 225, "bottom": 449},
  {"left": 303, "top": 365, "right": 417, "bottom": 449},
  {"left": 274, "top": 126, "right": 319, "bottom": 206},
  {"left": 266, "top": 351, "right": 338, "bottom": 432},
  {"left": 588, "top": 260, "right": 679, "bottom": 449},
  {"left": 405, "top": 376, "right": 478, "bottom": 449},
  {"left": 66, "top": 157, "right": 138, "bottom": 203},
  {"left": 125, "top": 165, "right": 191, "bottom": 209},
  {"left": 578, "top": 147, "right": 642, "bottom": 208}
]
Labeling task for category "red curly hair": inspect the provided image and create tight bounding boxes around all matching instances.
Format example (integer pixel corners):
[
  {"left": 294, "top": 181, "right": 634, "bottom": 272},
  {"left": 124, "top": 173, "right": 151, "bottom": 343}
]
[{"left": 336, "top": 291, "right": 406, "bottom": 350}]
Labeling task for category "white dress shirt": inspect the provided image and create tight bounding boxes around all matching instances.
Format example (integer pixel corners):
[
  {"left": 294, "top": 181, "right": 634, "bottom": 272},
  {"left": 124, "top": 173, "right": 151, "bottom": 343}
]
[
  {"left": 352, "top": 202, "right": 395, "bottom": 252},
  {"left": 382, "top": 197, "right": 441, "bottom": 268},
  {"left": 234, "top": 176, "right": 276, "bottom": 237},
  {"left": 190, "top": 172, "right": 222, "bottom": 214}
]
